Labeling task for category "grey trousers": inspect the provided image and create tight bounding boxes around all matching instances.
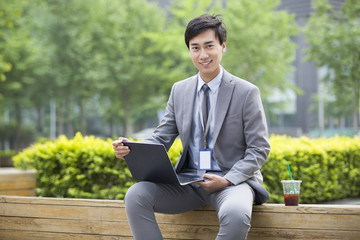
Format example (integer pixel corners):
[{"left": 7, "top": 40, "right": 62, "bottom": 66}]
[{"left": 124, "top": 181, "right": 254, "bottom": 240}]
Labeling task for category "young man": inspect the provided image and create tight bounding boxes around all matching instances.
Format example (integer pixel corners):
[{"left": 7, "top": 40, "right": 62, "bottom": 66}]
[{"left": 113, "top": 14, "right": 270, "bottom": 240}]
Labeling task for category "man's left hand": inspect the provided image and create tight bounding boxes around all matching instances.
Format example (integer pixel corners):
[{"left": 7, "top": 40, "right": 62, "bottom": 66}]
[{"left": 193, "top": 173, "right": 231, "bottom": 192}]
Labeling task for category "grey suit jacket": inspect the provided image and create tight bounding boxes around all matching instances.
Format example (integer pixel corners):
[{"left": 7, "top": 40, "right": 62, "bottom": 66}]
[{"left": 147, "top": 69, "right": 271, "bottom": 204}]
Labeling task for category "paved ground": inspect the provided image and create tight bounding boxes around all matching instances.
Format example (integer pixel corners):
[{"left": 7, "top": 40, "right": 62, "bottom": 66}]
[{"left": 323, "top": 197, "right": 360, "bottom": 205}]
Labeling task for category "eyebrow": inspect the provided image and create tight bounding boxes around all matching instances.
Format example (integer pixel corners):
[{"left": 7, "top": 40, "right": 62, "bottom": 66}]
[{"left": 190, "top": 40, "right": 215, "bottom": 46}]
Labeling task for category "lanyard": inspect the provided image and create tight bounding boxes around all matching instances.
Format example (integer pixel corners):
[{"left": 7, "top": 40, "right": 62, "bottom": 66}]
[{"left": 198, "top": 90, "right": 216, "bottom": 149}]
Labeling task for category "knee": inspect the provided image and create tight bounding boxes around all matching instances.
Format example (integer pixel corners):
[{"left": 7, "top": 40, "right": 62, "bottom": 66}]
[
  {"left": 218, "top": 205, "right": 252, "bottom": 230},
  {"left": 124, "top": 183, "right": 141, "bottom": 203},
  {"left": 124, "top": 182, "right": 154, "bottom": 209}
]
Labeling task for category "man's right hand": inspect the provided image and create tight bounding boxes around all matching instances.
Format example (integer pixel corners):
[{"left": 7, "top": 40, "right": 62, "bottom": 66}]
[{"left": 112, "top": 137, "right": 131, "bottom": 159}]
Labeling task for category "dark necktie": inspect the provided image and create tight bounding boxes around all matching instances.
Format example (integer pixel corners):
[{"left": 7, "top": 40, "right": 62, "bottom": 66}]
[{"left": 201, "top": 84, "right": 210, "bottom": 148}]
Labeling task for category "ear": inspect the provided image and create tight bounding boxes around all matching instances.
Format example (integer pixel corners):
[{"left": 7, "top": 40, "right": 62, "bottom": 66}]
[{"left": 222, "top": 42, "right": 226, "bottom": 53}]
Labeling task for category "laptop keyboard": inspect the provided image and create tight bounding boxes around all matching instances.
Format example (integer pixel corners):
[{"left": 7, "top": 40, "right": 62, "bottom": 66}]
[{"left": 177, "top": 174, "right": 204, "bottom": 184}]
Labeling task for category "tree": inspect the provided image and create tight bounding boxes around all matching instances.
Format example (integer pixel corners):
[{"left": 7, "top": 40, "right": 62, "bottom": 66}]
[
  {"left": 1, "top": 0, "right": 170, "bottom": 141},
  {"left": 304, "top": 0, "right": 360, "bottom": 130},
  {"left": 218, "top": 0, "right": 298, "bottom": 98},
  {"left": 0, "top": 0, "right": 300, "bottom": 144},
  {"left": 147, "top": 0, "right": 214, "bottom": 91},
  {"left": 0, "top": 0, "right": 25, "bottom": 83},
  {"left": 91, "top": 0, "right": 168, "bottom": 136},
  {"left": 39, "top": 0, "right": 103, "bottom": 136},
  {"left": 149, "top": 0, "right": 299, "bottom": 119},
  {"left": 0, "top": 0, "right": 44, "bottom": 148}
]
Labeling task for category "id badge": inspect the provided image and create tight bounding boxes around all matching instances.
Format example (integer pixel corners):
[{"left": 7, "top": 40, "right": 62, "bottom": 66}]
[{"left": 199, "top": 149, "right": 212, "bottom": 170}]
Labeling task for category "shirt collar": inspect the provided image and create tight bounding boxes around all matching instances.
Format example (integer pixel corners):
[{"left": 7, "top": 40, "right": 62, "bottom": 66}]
[{"left": 197, "top": 66, "right": 223, "bottom": 94}]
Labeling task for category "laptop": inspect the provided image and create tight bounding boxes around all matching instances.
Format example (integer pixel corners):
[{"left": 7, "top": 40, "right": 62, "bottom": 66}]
[{"left": 122, "top": 141, "right": 204, "bottom": 185}]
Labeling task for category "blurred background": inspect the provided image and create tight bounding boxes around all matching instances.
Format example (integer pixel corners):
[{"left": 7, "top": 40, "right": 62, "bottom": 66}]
[{"left": 1, "top": 0, "right": 359, "bottom": 151}]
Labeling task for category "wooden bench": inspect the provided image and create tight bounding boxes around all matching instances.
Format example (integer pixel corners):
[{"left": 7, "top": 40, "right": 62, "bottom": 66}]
[
  {"left": 0, "top": 196, "right": 359, "bottom": 239},
  {"left": 0, "top": 168, "right": 36, "bottom": 196}
]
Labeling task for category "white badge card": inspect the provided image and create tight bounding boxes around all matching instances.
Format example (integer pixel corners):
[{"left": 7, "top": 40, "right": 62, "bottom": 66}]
[{"left": 199, "top": 149, "right": 212, "bottom": 170}]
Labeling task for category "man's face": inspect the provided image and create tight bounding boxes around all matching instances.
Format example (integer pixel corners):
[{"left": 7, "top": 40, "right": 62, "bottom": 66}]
[{"left": 189, "top": 29, "right": 226, "bottom": 82}]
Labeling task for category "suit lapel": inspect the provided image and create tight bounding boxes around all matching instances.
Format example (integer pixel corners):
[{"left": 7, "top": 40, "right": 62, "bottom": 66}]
[{"left": 213, "top": 70, "right": 235, "bottom": 144}]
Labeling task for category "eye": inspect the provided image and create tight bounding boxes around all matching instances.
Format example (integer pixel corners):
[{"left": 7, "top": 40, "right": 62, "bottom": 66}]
[
  {"left": 191, "top": 46, "right": 199, "bottom": 51},
  {"left": 207, "top": 44, "right": 214, "bottom": 48}
]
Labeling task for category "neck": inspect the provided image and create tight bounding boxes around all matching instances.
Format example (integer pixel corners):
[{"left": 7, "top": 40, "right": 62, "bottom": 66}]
[{"left": 200, "top": 66, "right": 221, "bottom": 83}]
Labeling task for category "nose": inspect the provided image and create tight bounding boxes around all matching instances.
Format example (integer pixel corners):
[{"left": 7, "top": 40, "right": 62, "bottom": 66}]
[{"left": 199, "top": 49, "right": 209, "bottom": 59}]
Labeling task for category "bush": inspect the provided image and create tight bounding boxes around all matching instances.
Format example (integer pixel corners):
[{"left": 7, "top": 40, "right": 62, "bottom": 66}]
[
  {"left": 13, "top": 133, "right": 360, "bottom": 203},
  {"left": 263, "top": 135, "right": 360, "bottom": 204},
  {"left": 13, "top": 133, "right": 135, "bottom": 199}
]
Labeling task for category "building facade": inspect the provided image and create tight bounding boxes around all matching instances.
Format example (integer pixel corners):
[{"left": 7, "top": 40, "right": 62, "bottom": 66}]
[{"left": 276, "top": 0, "right": 345, "bottom": 136}]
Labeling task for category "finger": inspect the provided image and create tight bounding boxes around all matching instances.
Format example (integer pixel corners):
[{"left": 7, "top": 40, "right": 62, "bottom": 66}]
[
  {"left": 113, "top": 138, "right": 131, "bottom": 149},
  {"left": 118, "top": 137, "right": 130, "bottom": 143},
  {"left": 203, "top": 173, "right": 216, "bottom": 180},
  {"left": 114, "top": 147, "right": 130, "bottom": 159},
  {"left": 117, "top": 146, "right": 130, "bottom": 154},
  {"left": 113, "top": 137, "right": 129, "bottom": 145},
  {"left": 191, "top": 180, "right": 204, "bottom": 185},
  {"left": 113, "top": 138, "right": 131, "bottom": 158},
  {"left": 112, "top": 140, "right": 121, "bottom": 147}
]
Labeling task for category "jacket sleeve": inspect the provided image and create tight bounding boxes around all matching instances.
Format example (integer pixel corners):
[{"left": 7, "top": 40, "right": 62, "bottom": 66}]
[
  {"left": 224, "top": 86, "right": 270, "bottom": 185},
  {"left": 143, "top": 84, "right": 179, "bottom": 151}
]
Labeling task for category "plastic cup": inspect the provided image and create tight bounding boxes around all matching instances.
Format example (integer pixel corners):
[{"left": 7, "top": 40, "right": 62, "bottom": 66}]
[{"left": 281, "top": 180, "right": 302, "bottom": 206}]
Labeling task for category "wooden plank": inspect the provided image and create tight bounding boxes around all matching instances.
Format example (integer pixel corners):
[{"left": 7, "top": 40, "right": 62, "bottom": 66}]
[
  {"left": 0, "top": 196, "right": 359, "bottom": 240},
  {"left": 0, "top": 216, "right": 132, "bottom": 236},
  {"left": 0, "top": 168, "right": 36, "bottom": 174},
  {"left": 0, "top": 202, "right": 128, "bottom": 222},
  {"left": 0, "top": 216, "right": 219, "bottom": 240},
  {"left": 155, "top": 210, "right": 218, "bottom": 226},
  {"left": 0, "top": 196, "right": 216, "bottom": 225},
  {"left": 3, "top": 196, "right": 359, "bottom": 215},
  {"left": 1, "top": 218, "right": 359, "bottom": 240},
  {"left": 0, "top": 169, "right": 36, "bottom": 197},
  {"left": 0, "top": 230, "right": 133, "bottom": 240},
  {"left": 0, "top": 195, "right": 122, "bottom": 207},
  {"left": 158, "top": 222, "right": 218, "bottom": 239},
  {"left": 0, "top": 180, "right": 36, "bottom": 190},
  {"left": 253, "top": 204, "right": 360, "bottom": 215},
  {"left": 0, "top": 172, "right": 36, "bottom": 181},
  {"left": 1, "top": 202, "right": 217, "bottom": 226},
  {"left": 0, "top": 168, "right": 36, "bottom": 179},
  {"left": 248, "top": 228, "right": 360, "bottom": 240},
  {"left": 0, "top": 189, "right": 35, "bottom": 196},
  {"left": 0, "top": 215, "right": 219, "bottom": 239},
  {"left": 251, "top": 211, "right": 360, "bottom": 231}
]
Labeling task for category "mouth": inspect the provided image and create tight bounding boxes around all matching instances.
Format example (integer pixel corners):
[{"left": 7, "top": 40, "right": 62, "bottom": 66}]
[{"left": 199, "top": 60, "right": 212, "bottom": 67}]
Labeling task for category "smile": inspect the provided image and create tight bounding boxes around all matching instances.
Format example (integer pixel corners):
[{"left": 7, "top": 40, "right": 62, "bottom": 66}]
[{"left": 200, "top": 60, "right": 212, "bottom": 66}]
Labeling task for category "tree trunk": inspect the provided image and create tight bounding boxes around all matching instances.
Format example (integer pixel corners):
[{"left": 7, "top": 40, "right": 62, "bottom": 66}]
[
  {"left": 36, "top": 106, "right": 43, "bottom": 134},
  {"left": 65, "top": 97, "right": 73, "bottom": 137},
  {"left": 78, "top": 98, "right": 86, "bottom": 135},
  {"left": 50, "top": 99, "right": 56, "bottom": 139},
  {"left": 123, "top": 88, "right": 133, "bottom": 137},
  {"left": 57, "top": 100, "right": 64, "bottom": 136},
  {"left": 110, "top": 119, "right": 114, "bottom": 137},
  {"left": 4, "top": 105, "right": 10, "bottom": 150},
  {"left": 14, "top": 100, "right": 22, "bottom": 149},
  {"left": 353, "top": 88, "right": 359, "bottom": 131}
]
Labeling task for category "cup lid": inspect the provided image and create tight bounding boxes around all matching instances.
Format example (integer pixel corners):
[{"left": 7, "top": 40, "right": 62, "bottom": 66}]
[{"left": 281, "top": 180, "right": 302, "bottom": 183}]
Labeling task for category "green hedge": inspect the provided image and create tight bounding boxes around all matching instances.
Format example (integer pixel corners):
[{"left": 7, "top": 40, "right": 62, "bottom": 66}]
[
  {"left": 263, "top": 135, "right": 360, "bottom": 203},
  {"left": 13, "top": 133, "right": 135, "bottom": 199},
  {"left": 13, "top": 133, "right": 360, "bottom": 203}
]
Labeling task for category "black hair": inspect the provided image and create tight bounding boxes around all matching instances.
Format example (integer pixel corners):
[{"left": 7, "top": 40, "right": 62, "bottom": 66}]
[{"left": 185, "top": 14, "right": 227, "bottom": 49}]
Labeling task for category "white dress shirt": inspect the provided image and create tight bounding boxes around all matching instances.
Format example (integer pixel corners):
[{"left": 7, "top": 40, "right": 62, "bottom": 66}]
[{"left": 187, "top": 67, "right": 223, "bottom": 171}]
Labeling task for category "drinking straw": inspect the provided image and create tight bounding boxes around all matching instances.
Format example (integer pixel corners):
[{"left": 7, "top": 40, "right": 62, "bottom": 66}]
[{"left": 287, "top": 162, "right": 296, "bottom": 193}]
